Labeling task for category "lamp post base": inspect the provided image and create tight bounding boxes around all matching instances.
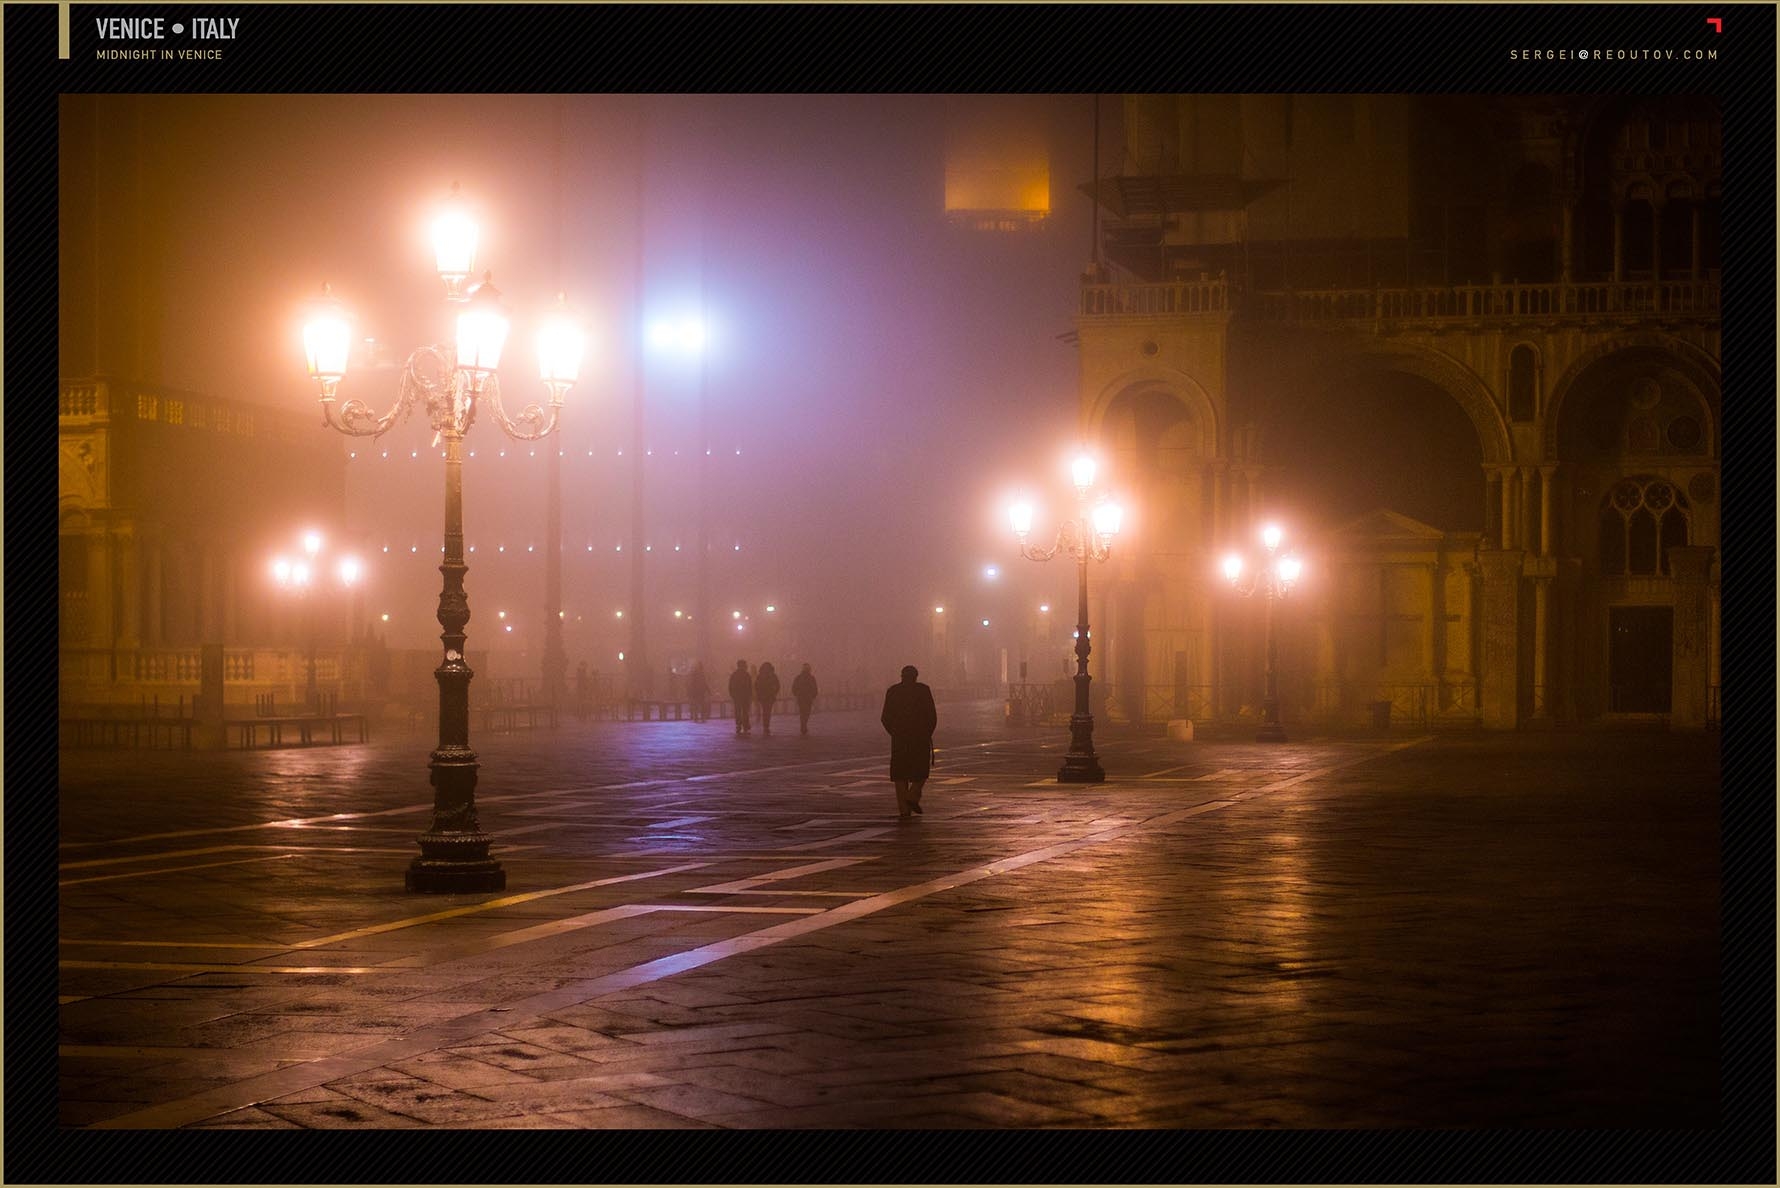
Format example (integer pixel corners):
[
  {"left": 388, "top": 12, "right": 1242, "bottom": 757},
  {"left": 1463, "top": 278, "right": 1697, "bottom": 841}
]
[
  {"left": 406, "top": 857, "right": 506, "bottom": 893},
  {"left": 405, "top": 830, "right": 505, "bottom": 893},
  {"left": 1254, "top": 722, "right": 1289, "bottom": 743},
  {"left": 1057, "top": 754, "right": 1106, "bottom": 783}
]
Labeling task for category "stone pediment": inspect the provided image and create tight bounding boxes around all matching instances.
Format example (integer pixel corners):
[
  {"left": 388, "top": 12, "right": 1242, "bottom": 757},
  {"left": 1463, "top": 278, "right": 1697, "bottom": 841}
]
[{"left": 1326, "top": 508, "right": 1450, "bottom": 544}]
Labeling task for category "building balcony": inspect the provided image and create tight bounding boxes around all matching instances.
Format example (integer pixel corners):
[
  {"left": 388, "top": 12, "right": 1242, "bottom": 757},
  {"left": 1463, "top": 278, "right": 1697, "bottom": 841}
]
[{"left": 1079, "top": 279, "right": 1720, "bottom": 325}]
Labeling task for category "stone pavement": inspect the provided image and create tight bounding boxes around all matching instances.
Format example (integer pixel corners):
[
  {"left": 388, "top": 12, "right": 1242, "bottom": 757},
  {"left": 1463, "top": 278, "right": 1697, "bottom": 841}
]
[{"left": 56, "top": 703, "right": 1720, "bottom": 1128}]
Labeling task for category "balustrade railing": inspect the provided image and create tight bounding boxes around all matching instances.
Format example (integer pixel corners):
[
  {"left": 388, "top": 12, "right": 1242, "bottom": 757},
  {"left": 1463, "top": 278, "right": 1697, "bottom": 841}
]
[
  {"left": 1080, "top": 280, "right": 1230, "bottom": 317},
  {"left": 1081, "top": 280, "right": 1719, "bottom": 323}
]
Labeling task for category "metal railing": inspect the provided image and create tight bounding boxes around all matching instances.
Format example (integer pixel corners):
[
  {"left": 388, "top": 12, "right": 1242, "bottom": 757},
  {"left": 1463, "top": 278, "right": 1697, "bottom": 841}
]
[{"left": 1100, "top": 685, "right": 1215, "bottom": 726}]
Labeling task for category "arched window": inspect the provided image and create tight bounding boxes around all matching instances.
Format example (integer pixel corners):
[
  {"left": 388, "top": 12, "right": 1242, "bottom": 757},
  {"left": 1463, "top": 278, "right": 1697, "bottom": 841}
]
[
  {"left": 1508, "top": 345, "right": 1537, "bottom": 422},
  {"left": 1599, "top": 478, "right": 1690, "bottom": 576}
]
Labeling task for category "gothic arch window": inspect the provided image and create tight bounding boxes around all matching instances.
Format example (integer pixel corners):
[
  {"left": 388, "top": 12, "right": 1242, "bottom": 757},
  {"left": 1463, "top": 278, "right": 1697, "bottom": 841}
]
[
  {"left": 1508, "top": 344, "right": 1538, "bottom": 422},
  {"left": 1599, "top": 477, "right": 1689, "bottom": 576}
]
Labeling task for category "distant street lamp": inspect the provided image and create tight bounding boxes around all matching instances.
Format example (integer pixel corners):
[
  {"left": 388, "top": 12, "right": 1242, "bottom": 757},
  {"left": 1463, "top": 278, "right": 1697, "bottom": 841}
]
[
  {"left": 1009, "top": 452, "right": 1123, "bottom": 783},
  {"left": 1222, "top": 522, "right": 1303, "bottom": 743},
  {"left": 271, "top": 531, "right": 361, "bottom": 713},
  {"left": 301, "top": 184, "right": 584, "bottom": 894}
]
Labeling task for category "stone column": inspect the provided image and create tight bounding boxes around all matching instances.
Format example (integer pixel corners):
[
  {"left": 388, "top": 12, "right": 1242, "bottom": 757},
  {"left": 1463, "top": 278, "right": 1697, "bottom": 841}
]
[
  {"left": 199, "top": 545, "right": 219, "bottom": 643},
  {"left": 1423, "top": 563, "right": 1440, "bottom": 681},
  {"left": 1649, "top": 200, "right": 1663, "bottom": 284},
  {"left": 1668, "top": 545, "right": 1715, "bottom": 728},
  {"left": 1531, "top": 576, "right": 1551, "bottom": 720},
  {"left": 1498, "top": 468, "right": 1514, "bottom": 550},
  {"left": 222, "top": 551, "right": 239, "bottom": 645},
  {"left": 116, "top": 525, "right": 140, "bottom": 650},
  {"left": 1690, "top": 205, "right": 1702, "bottom": 281},
  {"left": 1520, "top": 467, "right": 1537, "bottom": 551},
  {"left": 1539, "top": 465, "right": 1558, "bottom": 556},
  {"left": 85, "top": 530, "right": 114, "bottom": 653},
  {"left": 1611, "top": 202, "right": 1625, "bottom": 283},
  {"left": 144, "top": 533, "right": 164, "bottom": 647},
  {"left": 1559, "top": 201, "right": 1575, "bottom": 283},
  {"left": 1477, "top": 549, "right": 1525, "bottom": 729}
]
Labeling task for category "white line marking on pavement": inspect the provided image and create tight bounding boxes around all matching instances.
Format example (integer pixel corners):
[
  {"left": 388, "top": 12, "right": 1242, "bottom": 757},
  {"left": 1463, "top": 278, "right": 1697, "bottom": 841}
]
[
  {"left": 687, "top": 857, "right": 871, "bottom": 896},
  {"left": 84, "top": 739, "right": 1429, "bottom": 1129},
  {"left": 59, "top": 855, "right": 301, "bottom": 886}
]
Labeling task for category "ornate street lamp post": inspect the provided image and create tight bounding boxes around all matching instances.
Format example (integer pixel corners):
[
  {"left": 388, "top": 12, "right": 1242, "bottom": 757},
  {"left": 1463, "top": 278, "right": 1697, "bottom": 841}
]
[
  {"left": 1222, "top": 523, "right": 1304, "bottom": 743},
  {"left": 301, "top": 187, "right": 584, "bottom": 893},
  {"left": 1009, "top": 453, "right": 1123, "bottom": 783},
  {"left": 271, "top": 531, "right": 362, "bottom": 713}
]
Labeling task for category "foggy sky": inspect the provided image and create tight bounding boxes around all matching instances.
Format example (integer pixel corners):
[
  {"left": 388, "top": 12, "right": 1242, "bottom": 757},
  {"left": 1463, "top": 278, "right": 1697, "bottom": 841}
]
[{"left": 80, "top": 94, "right": 1105, "bottom": 682}]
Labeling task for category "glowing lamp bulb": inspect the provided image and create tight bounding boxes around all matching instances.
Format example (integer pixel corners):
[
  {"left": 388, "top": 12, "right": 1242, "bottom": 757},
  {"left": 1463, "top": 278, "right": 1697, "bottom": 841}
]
[
  {"left": 1261, "top": 523, "right": 1284, "bottom": 551},
  {"left": 1071, "top": 454, "right": 1097, "bottom": 491},
  {"left": 537, "top": 295, "right": 584, "bottom": 388},
  {"left": 1277, "top": 555, "right": 1304, "bottom": 584},
  {"left": 271, "top": 557, "right": 292, "bottom": 584},
  {"left": 1009, "top": 500, "right": 1035, "bottom": 537},
  {"left": 1092, "top": 501, "right": 1123, "bottom": 538},
  {"left": 1222, "top": 554, "right": 1244, "bottom": 584},
  {"left": 432, "top": 183, "right": 478, "bottom": 289},
  {"left": 302, "top": 285, "right": 353, "bottom": 381},
  {"left": 455, "top": 274, "right": 509, "bottom": 374},
  {"left": 337, "top": 557, "right": 362, "bottom": 586}
]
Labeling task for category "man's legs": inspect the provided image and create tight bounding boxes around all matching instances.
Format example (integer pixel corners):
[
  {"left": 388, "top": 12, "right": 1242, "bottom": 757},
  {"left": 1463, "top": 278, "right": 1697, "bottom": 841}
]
[
  {"left": 906, "top": 779, "right": 925, "bottom": 814},
  {"left": 798, "top": 704, "right": 812, "bottom": 734},
  {"left": 760, "top": 704, "right": 772, "bottom": 735},
  {"left": 893, "top": 779, "right": 912, "bottom": 818},
  {"left": 736, "top": 702, "right": 749, "bottom": 734}
]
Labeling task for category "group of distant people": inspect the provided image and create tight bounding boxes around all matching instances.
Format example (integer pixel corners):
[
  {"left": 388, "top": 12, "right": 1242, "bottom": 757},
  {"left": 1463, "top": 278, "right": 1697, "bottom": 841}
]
[
  {"left": 679, "top": 660, "right": 821, "bottom": 737},
  {"left": 584, "top": 654, "right": 940, "bottom": 821}
]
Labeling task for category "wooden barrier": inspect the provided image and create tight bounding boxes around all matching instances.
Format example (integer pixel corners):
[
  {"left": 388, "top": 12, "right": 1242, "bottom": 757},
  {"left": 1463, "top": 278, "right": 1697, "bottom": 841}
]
[{"left": 232, "top": 714, "right": 370, "bottom": 749}]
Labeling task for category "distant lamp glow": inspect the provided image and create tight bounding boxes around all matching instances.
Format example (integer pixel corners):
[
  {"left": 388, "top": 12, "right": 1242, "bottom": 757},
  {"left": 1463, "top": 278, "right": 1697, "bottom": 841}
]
[
  {"left": 732, "top": 610, "right": 742, "bottom": 620},
  {"left": 1071, "top": 454, "right": 1097, "bottom": 492},
  {"left": 1008, "top": 500, "right": 1035, "bottom": 537},
  {"left": 272, "top": 557, "right": 292, "bottom": 584},
  {"left": 1277, "top": 555, "right": 1304, "bottom": 585},
  {"left": 982, "top": 619, "right": 991, "bottom": 627},
  {"left": 1092, "top": 502, "right": 1123, "bottom": 538},
  {"left": 676, "top": 317, "right": 707, "bottom": 354},
  {"left": 1039, "top": 604, "right": 1050, "bottom": 613},
  {"left": 302, "top": 285, "right": 353, "bottom": 385},
  {"left": 381, "top": 612, "right": 390, "bottom": 622},
  {"left": 934, "top": 606, "right": 945, "bottom": 615},
  {"left": 290, "top": 561, "right": 312, "bottom": 586},
  {"left": 303, "top": 531, "right": 323, "bottom": 557},
  {"left": 984, "top": 565, "right": 1000, "bottom": 579},
  {"left": 1261, "top": 523, "right": 1284, "bottom": 552},
  {"left": 432, "top": 183, "right": 479, "bottom": 299},
  {"left": 497, "top": 611, "right": 507, "bottom": 620},
  {"left": 765, "top": 605, "right": 776, "bottom": 613},
  {"left": 1221, "top": 553, "right": 1244, "bottom": 584},
  {"left": 674, "top": 610, "right": 684, "bottom": 619},
  {"left": 455, "top": 274, "right": 510, "bottom": 375},
  {"left": 536, "top": 294, "right": 585, "bottom": 392},
  {"left": 337, "top": 557, "right": 362, "bottom": 586}
]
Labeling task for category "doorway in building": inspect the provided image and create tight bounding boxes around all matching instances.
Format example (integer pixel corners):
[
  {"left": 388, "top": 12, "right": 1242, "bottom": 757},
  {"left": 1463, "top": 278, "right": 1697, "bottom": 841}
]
[{"left": 1608, "top": 606, "right": 1673, "bottom": 713}]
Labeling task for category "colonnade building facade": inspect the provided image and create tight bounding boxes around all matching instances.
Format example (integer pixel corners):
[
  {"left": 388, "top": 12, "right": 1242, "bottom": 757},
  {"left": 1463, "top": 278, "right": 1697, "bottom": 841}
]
[{"left": 1076, "top": 95, "right": 1719, "bottom": 729}]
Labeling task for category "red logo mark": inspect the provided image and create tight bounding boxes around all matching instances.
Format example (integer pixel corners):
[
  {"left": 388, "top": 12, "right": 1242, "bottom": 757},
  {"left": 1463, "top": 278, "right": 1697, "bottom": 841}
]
[{"left": 1706, "top": 17, "right": 1722, "bottom": 32}]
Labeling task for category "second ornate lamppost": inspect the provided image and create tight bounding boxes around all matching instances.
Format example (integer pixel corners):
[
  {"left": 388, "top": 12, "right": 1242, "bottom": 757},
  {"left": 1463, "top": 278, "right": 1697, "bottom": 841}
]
[
  {"left": 1009, "top": 453, "right": 1123, "bottom": 783},
  {"left": 301, "top": 184, "right": 584, "bottom": 893},
  {"left": 1222, "top": 523, "right": 1304, "bottom": 743},
  {"left": 271, "top": 529, "right": 362, "bottom": 713}
]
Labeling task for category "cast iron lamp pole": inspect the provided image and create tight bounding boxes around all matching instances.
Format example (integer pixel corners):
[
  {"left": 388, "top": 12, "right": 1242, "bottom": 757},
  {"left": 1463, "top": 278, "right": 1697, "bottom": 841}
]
[
  {"left": 1009, "top": 454, "right": 1123, "bottom": 783},
  {"left": 301, "top": 186, "right": 584, "bottom": 893},
  {"left": 1222, "top": 523, "right": 1303, "bottom": 743}
]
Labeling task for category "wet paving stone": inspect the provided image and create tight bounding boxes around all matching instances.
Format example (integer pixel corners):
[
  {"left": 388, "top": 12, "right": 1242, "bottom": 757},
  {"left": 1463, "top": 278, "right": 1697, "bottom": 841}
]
[{"left": 55, "top": 705, "right": 1720, "bottom": 1127}]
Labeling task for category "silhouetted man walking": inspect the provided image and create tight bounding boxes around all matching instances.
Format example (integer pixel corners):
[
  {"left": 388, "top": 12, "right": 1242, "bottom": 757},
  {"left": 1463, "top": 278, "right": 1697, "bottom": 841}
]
[
  {"left": 728, "top": 660, "right": 753, "bottom": 735},
  {"left": 687, "top": 662, "right": 711, "bottom": 722},
  {"left": 881, "top": 665, "right": 937, "bottom": 819},
  {"left": 754, "top": 662, "right": 781, "bottom": 736},
  {"left": 792, "top": 663, "right": 818, "bottom": 734}
]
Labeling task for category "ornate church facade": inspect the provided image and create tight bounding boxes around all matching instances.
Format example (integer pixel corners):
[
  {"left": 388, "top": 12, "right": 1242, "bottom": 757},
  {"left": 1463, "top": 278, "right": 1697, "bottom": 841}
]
[{"left": 1076, "top": 95, "right": 1719, "bottom": 729}]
